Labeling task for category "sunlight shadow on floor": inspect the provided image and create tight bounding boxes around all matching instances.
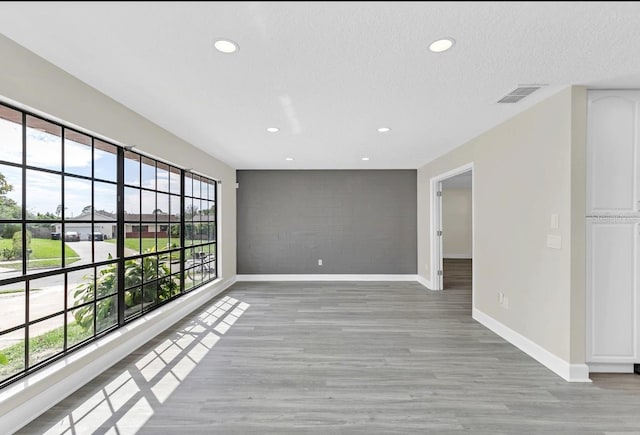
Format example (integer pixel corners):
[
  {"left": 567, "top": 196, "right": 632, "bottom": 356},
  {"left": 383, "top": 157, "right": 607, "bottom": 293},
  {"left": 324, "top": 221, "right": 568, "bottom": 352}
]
[{"left": 38, "top": 296, "right": 250, "bottom": 435}]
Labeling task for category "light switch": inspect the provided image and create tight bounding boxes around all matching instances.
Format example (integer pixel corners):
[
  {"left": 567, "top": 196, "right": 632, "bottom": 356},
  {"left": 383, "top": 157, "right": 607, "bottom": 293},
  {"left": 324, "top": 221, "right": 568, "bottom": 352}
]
[
  {"left": 550, "top": 214, "right": 559, "bottom": 229},
  {"left": 546, "top": 234, "right": 561, "bottom": 249}
]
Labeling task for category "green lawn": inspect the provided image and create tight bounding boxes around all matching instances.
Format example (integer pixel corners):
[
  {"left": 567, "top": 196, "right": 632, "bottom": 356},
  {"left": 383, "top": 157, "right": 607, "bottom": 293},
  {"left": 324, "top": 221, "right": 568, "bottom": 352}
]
[
  {"left": 0, "top": 287, "right": 35, "bottom": 294},
  {"left": 27, "top": 258, "right": 80, "bottom": 268},
  {"left": 107, "top": 238, "right": 181, "bottom": 261},
  {"left": 0, "top": 238, "right": 80, "bottom": 269},
  {"left": 106, "top": 237, "right": 215, "bottom": 256},
  {"left": 36, "top": 239, "right": 79, "bottom": 260},
  {"left": 0, "top": 238, "right": 79, "bottom": 260},
  {"left": 0, "top": 322, "right": 88, "bottom": 379},
  {"left": 107, "top": 237, "right": 175, "bottom": 253}
]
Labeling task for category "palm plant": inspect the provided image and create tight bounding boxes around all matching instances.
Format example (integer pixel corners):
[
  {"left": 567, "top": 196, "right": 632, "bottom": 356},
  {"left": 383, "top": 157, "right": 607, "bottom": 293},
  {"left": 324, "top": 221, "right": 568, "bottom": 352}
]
[{"left": 73, "top": 249, "right": 180, "bottom": 333}]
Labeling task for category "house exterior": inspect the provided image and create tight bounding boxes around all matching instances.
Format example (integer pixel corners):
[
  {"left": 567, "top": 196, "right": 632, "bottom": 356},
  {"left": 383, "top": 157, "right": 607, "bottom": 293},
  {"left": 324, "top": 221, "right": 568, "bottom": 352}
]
[
  {"left": 53, "top": 210, "right": 117, "bottom": 240},
  {"left": 123, "top": 213, "right": 174, "bottom": 238}
]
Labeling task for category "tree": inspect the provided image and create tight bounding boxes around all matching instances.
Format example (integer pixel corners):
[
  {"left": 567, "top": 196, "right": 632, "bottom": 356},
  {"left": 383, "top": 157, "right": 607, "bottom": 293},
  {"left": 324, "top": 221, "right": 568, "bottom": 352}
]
[
  {"left": 200, "top": 207, "right": 214, "bottom": 216},
  {"left": 0, "top": 171, "right": 21, "bottom": 238},
  {"left": 34, "top": 212, "right": 57, "bottom": 220},
  {"left": 184, "top": 204, "right": 199, "bottom": 220},
  {"left": 12, "top": 230, "right": 31, "bottom": 258},
  {"left": 0, "top": 223, "right": 20, "bottom": 240},
  {"left": 0, "top": 196, "right": 20, "bottom": 222},
  {"left": 0, "top": 172, "right": 12, "bottom": 195},
  {"left": 56, "top": 204, "right": 63, "bottom": 217},
  {"left": 82, "top": 205, "right": 93, "bottom": 214}
]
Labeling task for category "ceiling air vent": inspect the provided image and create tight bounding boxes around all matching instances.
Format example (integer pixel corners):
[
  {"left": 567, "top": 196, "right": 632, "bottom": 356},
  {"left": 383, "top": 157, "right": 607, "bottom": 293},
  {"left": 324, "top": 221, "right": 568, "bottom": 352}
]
[{"left": 497, "top": 86, "right": 544, "bottom": 103}]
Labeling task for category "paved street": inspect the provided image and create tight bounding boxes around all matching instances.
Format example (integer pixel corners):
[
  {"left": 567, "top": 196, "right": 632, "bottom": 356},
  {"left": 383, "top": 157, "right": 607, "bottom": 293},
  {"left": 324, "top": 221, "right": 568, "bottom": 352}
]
[
  {"left": 68, "top": 240, "right": 119, "bottom": 266},
  {"left": 0, "top": 241, "right": 137, "bottom": 346}
]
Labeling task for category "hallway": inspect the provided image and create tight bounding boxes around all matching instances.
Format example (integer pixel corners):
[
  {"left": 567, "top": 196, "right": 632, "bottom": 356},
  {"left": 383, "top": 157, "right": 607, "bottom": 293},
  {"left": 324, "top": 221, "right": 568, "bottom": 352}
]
[{"left": 443, "top": 258, "right": 472, "bottom": 291}]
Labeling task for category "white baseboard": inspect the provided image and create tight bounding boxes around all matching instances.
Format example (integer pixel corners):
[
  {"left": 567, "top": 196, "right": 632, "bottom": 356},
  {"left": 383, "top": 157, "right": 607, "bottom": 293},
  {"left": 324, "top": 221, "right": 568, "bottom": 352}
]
[
  {"left": 472, "top": 308, "right": 591, "bottom": 383},
  {"left": 443, "top": 254, "right": 472, "bottom": 259},
  {"left": 587, "top": 362, "right": 635, "bottom": 373},
  {"left": 0, "top": 276, "right": 238, "bottom": 435},
  {"left": 236, "top": 274, "right": 418, "bottom": 282},
  {"left": 416, "top": 275, "right": 433, "bottom": 290}
]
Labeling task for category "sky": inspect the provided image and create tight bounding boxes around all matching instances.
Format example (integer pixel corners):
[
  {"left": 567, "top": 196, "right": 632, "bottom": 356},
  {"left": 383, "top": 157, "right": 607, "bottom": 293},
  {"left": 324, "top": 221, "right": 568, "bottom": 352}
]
[{"left": 0, "top": 116, "right": 214, "bottom": 219}]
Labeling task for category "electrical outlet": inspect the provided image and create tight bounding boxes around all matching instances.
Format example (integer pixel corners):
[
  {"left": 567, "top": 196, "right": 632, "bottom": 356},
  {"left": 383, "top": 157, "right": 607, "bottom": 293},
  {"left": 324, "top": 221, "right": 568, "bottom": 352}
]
[{"left": 318, "top": 259, "right": 323, "bottom": 266}]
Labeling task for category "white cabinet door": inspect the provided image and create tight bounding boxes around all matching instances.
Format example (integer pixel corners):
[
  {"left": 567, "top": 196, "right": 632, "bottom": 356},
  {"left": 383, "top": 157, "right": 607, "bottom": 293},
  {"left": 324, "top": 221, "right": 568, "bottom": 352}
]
[
  {"left": 587, "top": 91, "right": 640, "bottom": 214},
  {"left": 586, "top": 220, "right": 639, "bottom": 363}
]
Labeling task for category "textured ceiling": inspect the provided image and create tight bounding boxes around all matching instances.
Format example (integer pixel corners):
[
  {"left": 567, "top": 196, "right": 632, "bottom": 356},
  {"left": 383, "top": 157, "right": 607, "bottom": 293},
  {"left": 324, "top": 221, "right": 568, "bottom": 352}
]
[{"left": 1, "top": 2, "right": 639, "bottom": 169}]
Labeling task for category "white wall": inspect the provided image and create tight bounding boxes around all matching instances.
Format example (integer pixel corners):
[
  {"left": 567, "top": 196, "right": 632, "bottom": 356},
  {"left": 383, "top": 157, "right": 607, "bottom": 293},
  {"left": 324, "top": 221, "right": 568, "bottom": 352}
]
[
  {"left": 417, "top": 86, "right": 587, "bottom": 378},
  {"left": 0, "top": 34, "right": 236, "bottom": 279},
  {"left": 442, "top": 187, "right": 472, "bottom": 259},
  {"left": 0, "top": 34, "right": 237, "bottom": 430}
]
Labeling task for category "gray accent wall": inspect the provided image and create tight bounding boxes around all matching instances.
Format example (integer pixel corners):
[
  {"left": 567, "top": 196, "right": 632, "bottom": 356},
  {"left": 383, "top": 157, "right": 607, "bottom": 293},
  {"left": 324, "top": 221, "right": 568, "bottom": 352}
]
[{"left": 237, "top": 170, "right": 417, "bottom": 274}]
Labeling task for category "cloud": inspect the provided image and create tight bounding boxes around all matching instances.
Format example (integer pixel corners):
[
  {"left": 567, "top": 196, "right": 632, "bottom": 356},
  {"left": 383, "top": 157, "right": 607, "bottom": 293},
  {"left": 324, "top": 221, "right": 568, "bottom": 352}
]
[
  {"left": 0, "top": 119, "right": 22, "bottom": 164},
  {"left": 64, "top": 139, "right": 93, "bottom": 169},
  {"left": 25, "top": 170, "right": 61, "bottom": 215},
  {"left": 26, "top": 129, "right": 62, "bottom": 169}
]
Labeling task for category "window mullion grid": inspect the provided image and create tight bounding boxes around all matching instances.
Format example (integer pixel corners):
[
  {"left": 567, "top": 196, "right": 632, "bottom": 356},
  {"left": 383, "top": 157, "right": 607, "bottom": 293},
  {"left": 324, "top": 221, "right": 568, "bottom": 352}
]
[
  {"left": 93, "top": 265, "right": 97, "bottom": 339},
  {"left": 61, "top": 127, "right": 66, "bottom": 268},
  {"left": 154, "top": 161, "right": 158, "bottom": 256},
  {"left": 63, "top": 273, "right": 68, "bottom": 351},
  {"left": 117, "top": 147, "right": 125, "bottom": 327},
  {"left": 180, "top": 170, "right": 185, "bottom": 294},
  {"left": 91, "top": 139, "right": 97, "bottom": 334},
  {"left": 214, "top": 180, "right": 218, "bottom": 280},
  {"left": 0, "top": 100, "right": 222, "bottom": 389},
  {"left": 91, "top": 137, "right": 95, "bottom": 264},
  {"left": 21, "top": 111, "right": 29, "bottom": 371},
  {"left": 138, "top": 156, "right": 143, "bottom": 314},
  {"left": 24, "top": 278, "right": 30, "bottom": 370},
  {"left": 21, "top": 112, "right": 26, "bottom": 277}
]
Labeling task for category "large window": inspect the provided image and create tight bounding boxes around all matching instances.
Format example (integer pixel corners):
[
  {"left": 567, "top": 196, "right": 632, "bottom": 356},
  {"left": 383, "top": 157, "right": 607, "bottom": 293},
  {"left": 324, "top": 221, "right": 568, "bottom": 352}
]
[{"left": 0, "top": 102, "right": 218, "bottom": 387}]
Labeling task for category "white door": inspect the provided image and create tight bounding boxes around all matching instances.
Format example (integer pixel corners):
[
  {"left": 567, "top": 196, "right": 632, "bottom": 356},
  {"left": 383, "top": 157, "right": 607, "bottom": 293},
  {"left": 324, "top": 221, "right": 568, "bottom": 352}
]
[
  {"left": 586, "top": 219, "right": 639, "bottom": 363},
  {"left": 586, "top": 90, "right": 640, "bottom": 368},
  {"left": 587, "top": 91, "right": 640, "bottom": 215}
]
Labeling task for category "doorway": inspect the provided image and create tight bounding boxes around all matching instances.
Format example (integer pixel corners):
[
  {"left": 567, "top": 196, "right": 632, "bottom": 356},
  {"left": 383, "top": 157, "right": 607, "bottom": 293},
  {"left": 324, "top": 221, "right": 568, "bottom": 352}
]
[
  {"left": 441, "top": 172, "right": 472, "bottom": 291},
  {"left": 430, "top": 163, "right": 474, "bottom": 301}
]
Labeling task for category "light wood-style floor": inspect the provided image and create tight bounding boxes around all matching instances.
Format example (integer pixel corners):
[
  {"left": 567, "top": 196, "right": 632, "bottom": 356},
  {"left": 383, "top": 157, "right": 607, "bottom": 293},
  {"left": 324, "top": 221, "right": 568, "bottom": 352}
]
[{"left": 19, "top": 262, "right": 640, "bottom": 434}]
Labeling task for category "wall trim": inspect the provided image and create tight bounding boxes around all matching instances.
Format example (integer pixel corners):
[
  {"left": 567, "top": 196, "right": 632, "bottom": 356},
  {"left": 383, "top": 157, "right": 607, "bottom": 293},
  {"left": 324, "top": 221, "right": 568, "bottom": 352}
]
[
  {"left": 587, "top": 362, "right": 635, "bottom": 373},
  {"left": 236, "top": 274, "right": 418, "bottom": 282},
  {"left": 443, "top": 254, "right": 473, "bottom": 259},
  {"left": 416, "top": 275, "right": 433, "bottom": 290},
  {"left": 472, "top": 308, "right": 591, "bottom": 382},
  {"left": 0, "top": 276, "right": 238, "bottom": 434}
]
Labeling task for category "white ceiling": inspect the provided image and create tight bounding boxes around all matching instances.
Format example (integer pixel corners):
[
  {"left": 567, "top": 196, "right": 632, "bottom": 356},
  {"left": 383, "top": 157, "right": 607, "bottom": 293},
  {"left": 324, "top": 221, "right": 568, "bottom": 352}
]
[{"left": 1, "top": 2, "right": 640, "bottom": 170}]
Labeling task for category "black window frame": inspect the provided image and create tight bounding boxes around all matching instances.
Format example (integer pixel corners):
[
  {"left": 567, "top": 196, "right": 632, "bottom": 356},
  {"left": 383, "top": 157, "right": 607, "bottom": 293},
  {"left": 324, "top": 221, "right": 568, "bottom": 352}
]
[{"left": 0, "top": 101, "right": 219, "bottom": 389}]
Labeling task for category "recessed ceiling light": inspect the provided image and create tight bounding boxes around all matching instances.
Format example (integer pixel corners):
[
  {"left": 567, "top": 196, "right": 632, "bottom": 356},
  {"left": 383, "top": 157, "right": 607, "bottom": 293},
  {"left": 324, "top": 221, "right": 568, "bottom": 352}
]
[
  {"left": 429, "top": 38, "right": 455, "bottom": 53},
  {"left": 285, "top": 157, "right": 294, "bottom": 161},
  {"left": 214, "top": 39, "right": 239, "bottom": 54},
  {"left": 267, "top": 127, "right": 279, "bottom": 133},
  {"left": 377, "top": 127, "right": 391, "bottom": 133},
  {"left": 362, "top": 157, "right": 370, "bottom": 161}
]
